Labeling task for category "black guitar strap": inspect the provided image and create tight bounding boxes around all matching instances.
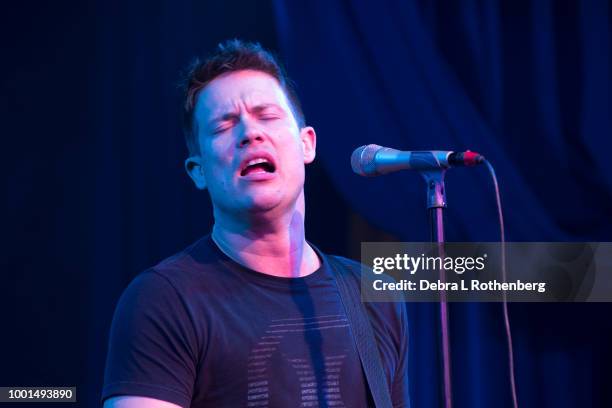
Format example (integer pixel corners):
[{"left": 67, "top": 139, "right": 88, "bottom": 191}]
[{"left": 328, "top": 255, "right": 393, "bottom": 408}]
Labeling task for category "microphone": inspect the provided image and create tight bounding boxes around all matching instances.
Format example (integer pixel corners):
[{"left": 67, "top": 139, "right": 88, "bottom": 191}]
[{"left": 351, "top": 144, "right": 485, "bottom": 177}]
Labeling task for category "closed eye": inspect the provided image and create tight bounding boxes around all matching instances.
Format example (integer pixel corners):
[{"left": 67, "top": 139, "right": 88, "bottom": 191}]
[
  {"left": 212, "top": 123, "right": 232, "bottom": 134},
  {"left": 252, "top": 104, "right": 284, "bottom": 121},
  {"left": 212, "top": 116, "right": 239, "bottom": 134},
  {"left": 212, "top": 126, "right": 229, "bottom": 134},
  {"left": 259, "top": 114, "right": 280, "bottom": 121}
]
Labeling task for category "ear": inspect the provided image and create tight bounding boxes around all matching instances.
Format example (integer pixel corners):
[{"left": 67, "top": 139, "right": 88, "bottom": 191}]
[
  {"left": 300, "top": 126, "right": 317, "bottom": 164},
  {"left": 185, "top": 156, "right": 208, "bottom": 190}
]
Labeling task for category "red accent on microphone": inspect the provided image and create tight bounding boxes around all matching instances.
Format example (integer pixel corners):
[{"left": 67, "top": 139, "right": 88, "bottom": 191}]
[{"left": 463, "top": 151, "right": 484, "bottom": 166}]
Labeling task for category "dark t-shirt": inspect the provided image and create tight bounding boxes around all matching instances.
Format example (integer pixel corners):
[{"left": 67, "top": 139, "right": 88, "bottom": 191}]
[{"left": 102, "top": 235, "right": 409, "bottom": 407}]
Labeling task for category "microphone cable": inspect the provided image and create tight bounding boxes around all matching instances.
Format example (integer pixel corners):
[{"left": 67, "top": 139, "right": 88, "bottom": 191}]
[{"left": 484, "top": 159, "right": 519, "bottom": 408}]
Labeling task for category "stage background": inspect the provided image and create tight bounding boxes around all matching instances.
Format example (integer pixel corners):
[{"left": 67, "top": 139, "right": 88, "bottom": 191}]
[{"left": 1, "top": 0, "right": 610, "bottom": 407}]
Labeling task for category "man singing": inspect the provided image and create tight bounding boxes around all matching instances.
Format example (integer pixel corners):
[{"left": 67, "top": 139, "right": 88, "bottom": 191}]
[{"left": 102, "top": 40, "right": 409, "bottom": 408}]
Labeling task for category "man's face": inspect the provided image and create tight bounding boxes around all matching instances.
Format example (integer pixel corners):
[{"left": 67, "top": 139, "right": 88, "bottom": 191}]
[{"left": 186, "top": 70, "right": 316, "bottom": 219}]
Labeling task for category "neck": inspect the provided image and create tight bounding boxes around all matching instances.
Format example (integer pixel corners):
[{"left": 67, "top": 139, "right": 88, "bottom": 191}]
[{"left": 211, "top": 194, "right": 320, "bottom": 278}]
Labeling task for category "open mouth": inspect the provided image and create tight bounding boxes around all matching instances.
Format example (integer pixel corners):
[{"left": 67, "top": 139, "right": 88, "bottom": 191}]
[{"left": 240, "top": 157, "right": 276, "bottom": 176}]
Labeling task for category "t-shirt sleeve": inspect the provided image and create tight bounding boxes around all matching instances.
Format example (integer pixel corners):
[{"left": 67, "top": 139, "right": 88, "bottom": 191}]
[
  {"left": 102, "top": 270, "right": 198, "bottom": 407},
  {"left": 392, "top": 301, "right": 411, "bottom": 408}
]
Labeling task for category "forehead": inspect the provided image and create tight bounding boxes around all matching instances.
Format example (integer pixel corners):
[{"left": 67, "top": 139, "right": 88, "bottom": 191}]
[{"left": 194, "top": 70, "right": 291, "bottom": 119}]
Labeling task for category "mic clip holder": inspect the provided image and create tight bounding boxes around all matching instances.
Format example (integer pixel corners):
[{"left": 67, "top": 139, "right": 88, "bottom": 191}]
[
  {"left": 421, "top": 169, "right": 447, "bottom": 242},
  {"left": 422, "top": 170, "right": 447, "bottom": 210}
]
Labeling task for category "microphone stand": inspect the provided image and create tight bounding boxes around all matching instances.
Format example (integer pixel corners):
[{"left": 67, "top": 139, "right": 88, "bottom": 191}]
[{"left": 421, "top": 170, "right": 453, "bottom": 408}]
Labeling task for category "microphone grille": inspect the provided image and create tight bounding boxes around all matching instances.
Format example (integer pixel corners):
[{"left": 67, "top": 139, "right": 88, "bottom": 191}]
[{"left": 351, "top": 144, "right": 383, "bottom": 176}]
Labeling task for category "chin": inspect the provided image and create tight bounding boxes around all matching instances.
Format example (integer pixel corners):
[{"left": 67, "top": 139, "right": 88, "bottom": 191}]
[
  {"left": 245, "top": 191, "right": 301, "bottom": 216},
  {"left": 246, "top": 197, "right": 284, "bottom": 214}
]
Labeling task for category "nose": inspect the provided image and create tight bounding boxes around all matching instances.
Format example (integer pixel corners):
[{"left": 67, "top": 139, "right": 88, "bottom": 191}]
[{"left": 238, "top": 117, "right": 264, "bottom": 148}]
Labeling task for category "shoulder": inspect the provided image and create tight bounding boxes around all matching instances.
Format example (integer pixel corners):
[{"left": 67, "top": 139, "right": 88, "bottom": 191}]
[
  {"left": 326, "top": 254, "right": 397, "bottom": 287},
  {"left": 326, "top": 254, "right": 363, "bottom": 275},
  {"left": 111, "top": 269, "right": 193, "bottom": 330},
  {"left": 324, "top": 253, "right": 408, "bottom": 354},
  {"left": 325, "top": 253, "right": 407, "bottom": 318},
  {"left": 151, "top": 235, "right": 213, "bottom": 281},
  {"left": 131, "top": 235, "right": 230, "bottom": 297},
  {"left": 111, "top": 235, "right": 227, "bottom": 323}
]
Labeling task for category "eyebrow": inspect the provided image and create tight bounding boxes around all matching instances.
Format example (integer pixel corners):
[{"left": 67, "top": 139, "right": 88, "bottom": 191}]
[
  {"left": 208, "top": 103, "right": 283, "bottom": 127},
  {"left": 250, "top": 103, "right": 283, "bottom": 114}
]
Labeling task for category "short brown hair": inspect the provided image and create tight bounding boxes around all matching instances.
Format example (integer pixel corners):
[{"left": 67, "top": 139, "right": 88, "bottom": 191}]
[{"left": 180, "top": 40, "right": 305, "bottom": 155}]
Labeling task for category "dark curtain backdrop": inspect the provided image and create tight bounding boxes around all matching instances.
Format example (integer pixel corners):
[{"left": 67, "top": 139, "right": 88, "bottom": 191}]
[
  {"left": 1, "top": 0, "right": 610, "bottom": 407},
  {"left": 275, "top": 0, "right": 611, "bottom": 407}
]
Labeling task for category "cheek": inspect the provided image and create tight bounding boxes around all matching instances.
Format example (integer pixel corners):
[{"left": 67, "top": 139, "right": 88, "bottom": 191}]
[
  {"left": 284, "top": 147, "right": 307, "bottom": 181},
  {"left": 204, "top": 141, "right": 234, "bottom": 168}
]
